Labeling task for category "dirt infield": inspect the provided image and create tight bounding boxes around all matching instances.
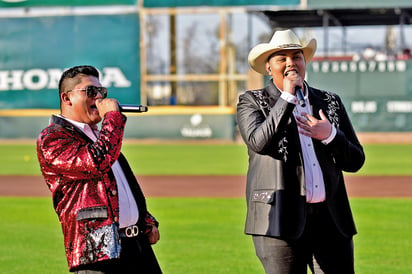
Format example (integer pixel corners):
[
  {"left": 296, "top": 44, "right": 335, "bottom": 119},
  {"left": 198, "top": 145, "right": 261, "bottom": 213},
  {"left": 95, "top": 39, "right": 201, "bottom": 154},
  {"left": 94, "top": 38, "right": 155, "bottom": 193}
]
[{"left": 0, "top": 175, "right": 411, "bottom": 198}]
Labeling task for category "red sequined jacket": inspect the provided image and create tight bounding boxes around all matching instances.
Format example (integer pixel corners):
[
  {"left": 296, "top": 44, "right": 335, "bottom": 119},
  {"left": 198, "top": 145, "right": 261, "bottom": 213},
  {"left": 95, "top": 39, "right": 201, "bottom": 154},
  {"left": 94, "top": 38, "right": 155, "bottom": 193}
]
[{"left": 36, "top": 112, "right": 158, "bottom": 271}]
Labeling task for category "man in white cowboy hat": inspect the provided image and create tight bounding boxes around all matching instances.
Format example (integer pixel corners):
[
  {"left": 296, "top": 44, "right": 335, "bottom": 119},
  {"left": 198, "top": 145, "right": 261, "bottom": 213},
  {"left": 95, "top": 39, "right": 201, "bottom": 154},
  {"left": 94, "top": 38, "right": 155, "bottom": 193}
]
[{"left": 236, "top": 29, "right": 365, "bottom": 273}]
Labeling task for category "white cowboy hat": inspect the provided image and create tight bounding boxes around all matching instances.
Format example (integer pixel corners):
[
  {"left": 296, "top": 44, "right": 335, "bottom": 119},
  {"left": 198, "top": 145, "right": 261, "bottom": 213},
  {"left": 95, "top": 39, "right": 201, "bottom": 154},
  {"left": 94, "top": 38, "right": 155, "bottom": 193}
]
[{"left": 248, "top": 29, "right": 317, "bottom": 75}]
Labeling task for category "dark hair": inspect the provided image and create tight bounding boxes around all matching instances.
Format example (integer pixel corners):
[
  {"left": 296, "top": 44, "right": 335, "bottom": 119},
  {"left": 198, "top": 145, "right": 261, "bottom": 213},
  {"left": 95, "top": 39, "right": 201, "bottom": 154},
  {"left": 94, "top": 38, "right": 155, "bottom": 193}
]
[{"left": 58, "top": 65, "right": 100, "bottom": 95}]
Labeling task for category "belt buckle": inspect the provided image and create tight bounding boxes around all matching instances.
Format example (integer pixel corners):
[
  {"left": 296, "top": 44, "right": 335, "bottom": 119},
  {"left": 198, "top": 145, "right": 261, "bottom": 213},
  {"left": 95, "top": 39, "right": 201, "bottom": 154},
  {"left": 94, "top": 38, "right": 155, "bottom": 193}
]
[{"left": 125, "top": 225, "right": 139, "bottom": 237}]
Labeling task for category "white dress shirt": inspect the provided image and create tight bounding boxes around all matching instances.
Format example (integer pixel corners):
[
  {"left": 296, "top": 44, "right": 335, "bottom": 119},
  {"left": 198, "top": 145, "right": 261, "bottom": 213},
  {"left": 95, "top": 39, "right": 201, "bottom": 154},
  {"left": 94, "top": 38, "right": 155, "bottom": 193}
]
[
  {"left": 59, "top": 115, "right": 139, "bottom": 227},
  {"left": 279, "top": 85, "right": 336, "bottom": 203}
]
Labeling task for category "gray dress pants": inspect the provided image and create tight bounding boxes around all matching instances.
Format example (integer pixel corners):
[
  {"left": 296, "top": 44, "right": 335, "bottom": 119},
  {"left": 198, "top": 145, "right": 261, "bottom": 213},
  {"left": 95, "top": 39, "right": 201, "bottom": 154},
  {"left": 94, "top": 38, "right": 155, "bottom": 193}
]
[{"left": 252, "top": 202, "right": 354, "bottom": 274}]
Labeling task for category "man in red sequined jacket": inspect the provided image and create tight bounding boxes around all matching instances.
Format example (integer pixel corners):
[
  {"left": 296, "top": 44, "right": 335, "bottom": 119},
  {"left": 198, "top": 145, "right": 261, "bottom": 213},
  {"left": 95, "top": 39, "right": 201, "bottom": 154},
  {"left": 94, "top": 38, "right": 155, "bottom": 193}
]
[{"left": 36, "top": 65, "right": 162, "bottom": 273}]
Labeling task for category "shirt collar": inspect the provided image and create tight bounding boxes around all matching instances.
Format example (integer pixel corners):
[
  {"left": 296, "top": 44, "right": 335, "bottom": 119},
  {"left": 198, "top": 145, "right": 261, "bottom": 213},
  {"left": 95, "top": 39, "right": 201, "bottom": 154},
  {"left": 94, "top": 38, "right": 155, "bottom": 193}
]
[
  {"left": 275, "top": 81, "right": 309, "bottom": 101},
  {"left": 57, "top": 114, "right": 98, "bottom": 133}
]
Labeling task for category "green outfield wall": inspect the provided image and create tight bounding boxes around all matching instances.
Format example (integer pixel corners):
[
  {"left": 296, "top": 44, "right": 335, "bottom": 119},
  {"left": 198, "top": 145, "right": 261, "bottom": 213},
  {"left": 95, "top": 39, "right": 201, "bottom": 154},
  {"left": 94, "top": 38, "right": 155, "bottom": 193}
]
[
  {"left": 0, "top": 107, "right": 236, "bottom": 140},
  {"left": 2, "top": 58, "right": 412, "bottom": 139},
  {"left": 0, "top": 0, "right": 298, "bottom": 8},
  {"left": 2, "top": 1, "right": 412, "bottom": 138},
  {"left": 306, "top": 59, "right": 412, "bottom": 132}
]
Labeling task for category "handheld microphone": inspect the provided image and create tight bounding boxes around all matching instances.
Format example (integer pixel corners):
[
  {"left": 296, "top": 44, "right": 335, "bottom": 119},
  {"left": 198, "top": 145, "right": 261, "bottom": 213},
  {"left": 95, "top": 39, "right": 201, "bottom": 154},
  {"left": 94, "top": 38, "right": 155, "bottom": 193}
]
[
  {"left": 118, "top": 104, "right": 149, "bottom": 113},
  {"left": 295, "top": 86, "right": 306, "bottom": 107},
  {"left": 285, "top": 71, "right": 305, "bottom": 108}
]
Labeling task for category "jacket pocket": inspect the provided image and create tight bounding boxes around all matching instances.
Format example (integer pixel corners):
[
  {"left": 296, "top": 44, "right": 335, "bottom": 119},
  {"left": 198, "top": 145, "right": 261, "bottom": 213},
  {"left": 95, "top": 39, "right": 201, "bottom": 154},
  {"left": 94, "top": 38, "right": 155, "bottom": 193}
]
[
  {"left": 76, "top": 206, "right": 108, "bottom": 221},
  {"left": 250, "top": 190, "right": 275, "bottom": 204}
]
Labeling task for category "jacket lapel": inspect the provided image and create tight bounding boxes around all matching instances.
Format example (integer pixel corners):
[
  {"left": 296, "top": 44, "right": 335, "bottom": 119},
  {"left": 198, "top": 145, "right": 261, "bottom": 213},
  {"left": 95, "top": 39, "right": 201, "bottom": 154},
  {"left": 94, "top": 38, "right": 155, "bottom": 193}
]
[
  {"left": 308, "top": 86, "right": 323, "bottom": 120},
  {"left": 51, "top": 115, "right": 95, "bottom": 143},
  {"left": 116, "top": 153, "right": 147, "bottom": 221}
]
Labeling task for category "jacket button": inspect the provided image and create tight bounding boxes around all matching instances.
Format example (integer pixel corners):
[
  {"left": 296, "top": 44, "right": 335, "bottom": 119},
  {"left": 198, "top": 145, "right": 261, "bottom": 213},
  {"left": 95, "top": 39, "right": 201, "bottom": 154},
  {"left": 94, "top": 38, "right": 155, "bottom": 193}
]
[{"left": 112, "top": 190, "right": 117, "bottom": 196}]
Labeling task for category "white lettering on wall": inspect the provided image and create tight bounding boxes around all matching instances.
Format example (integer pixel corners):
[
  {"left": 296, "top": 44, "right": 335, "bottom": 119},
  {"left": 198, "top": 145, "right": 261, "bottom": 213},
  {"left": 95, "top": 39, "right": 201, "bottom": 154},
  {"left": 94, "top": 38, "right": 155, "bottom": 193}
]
[
  {"left": 0, "top": 70, "right": 24, "bottom": 90},
  {"left": 47, "top": 69, "right": 63, "bottom": 89},
  {"left": 311, "top": 60, "right": 407, "bottom": 73},
  {"left": 101, "top": 67, "right": 131, "bottom": 88},
  {"left": 387, "top": 101, "right": 412, "bottom": 112},
  {"left": 0, "top": 67, "right": 132, "bottom": 91},
  {"left": 351, "top": 101, "right": 377, "bottom": 113},
  {"left": 23, "top": 69, "right": 48, "bottom": 90},
  {"left": 180, "top": 114, "right": 213, "bottom": 138}
]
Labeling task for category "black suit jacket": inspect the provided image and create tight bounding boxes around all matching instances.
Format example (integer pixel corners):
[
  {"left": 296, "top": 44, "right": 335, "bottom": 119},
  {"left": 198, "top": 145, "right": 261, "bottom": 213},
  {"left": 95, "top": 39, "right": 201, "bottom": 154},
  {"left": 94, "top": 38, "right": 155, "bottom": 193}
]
[{"left": 236, "top": 80, "right": 365, "bottom": 240}]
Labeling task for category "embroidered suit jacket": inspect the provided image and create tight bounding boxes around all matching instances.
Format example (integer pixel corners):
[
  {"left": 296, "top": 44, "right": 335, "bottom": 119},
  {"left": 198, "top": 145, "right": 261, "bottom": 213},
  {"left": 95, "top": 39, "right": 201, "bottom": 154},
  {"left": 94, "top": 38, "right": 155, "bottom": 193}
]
[
  {"left": 236, "top": 80, "right": 365, "bottom": 240},
  {"left": 37, "top": 112, "right": 156, "bottom": 271}
]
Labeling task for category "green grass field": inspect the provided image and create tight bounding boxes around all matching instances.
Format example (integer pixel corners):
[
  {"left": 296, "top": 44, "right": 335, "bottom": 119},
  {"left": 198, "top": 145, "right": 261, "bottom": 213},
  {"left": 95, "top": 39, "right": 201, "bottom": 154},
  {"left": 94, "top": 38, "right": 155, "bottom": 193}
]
[
  {"left": 1, "top": 143, "right": 412, "bottom": 175},
  {"left": 0, "top": 197, "right": 411, "bottom": 273},
  {"left": 1, "top": 142, "right": 412, "bottom": 273}
]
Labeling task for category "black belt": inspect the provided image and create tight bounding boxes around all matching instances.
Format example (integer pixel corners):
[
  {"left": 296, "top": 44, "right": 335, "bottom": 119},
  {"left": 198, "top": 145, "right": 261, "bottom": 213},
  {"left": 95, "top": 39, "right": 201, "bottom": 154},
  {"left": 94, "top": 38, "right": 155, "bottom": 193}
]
[{"left": 119, "top": 224, "right": 144, "bottom": 238}]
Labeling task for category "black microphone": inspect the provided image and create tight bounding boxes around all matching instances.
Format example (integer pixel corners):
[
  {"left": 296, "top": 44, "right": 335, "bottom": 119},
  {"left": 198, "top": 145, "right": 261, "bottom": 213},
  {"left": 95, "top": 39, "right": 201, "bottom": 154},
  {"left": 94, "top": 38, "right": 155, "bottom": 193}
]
[
  {"left": 295, "top": 86, "right": 306, "bottom": 107},
  {"left": 118, "top": 104, "right": 149, "bottom": 113}
]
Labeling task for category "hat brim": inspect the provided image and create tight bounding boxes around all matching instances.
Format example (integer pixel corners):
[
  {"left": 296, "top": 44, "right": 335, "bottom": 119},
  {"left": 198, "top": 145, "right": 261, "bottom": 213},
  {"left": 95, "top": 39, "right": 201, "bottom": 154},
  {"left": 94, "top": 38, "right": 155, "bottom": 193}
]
[{"left": 248, "top": 39, "right": 317, "bottom": 75}]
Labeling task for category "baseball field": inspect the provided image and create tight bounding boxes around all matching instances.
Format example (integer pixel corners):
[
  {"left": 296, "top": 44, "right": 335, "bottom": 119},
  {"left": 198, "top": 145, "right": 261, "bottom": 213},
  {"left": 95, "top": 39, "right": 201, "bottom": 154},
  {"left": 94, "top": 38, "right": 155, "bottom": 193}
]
[{"left": 0, "top": 138, "right": 411, "bottom": 273}]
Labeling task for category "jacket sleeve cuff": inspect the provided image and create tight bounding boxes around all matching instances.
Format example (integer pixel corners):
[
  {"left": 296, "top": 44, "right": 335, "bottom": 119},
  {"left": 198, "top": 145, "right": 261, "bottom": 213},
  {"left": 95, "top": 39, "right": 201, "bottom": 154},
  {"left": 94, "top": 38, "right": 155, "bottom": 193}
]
[
  {"left": 144, "top": 212, "right": 159, "bottom": 235},
  {"left": 145, "top": 212, "right": 159, "bottom": 228}
]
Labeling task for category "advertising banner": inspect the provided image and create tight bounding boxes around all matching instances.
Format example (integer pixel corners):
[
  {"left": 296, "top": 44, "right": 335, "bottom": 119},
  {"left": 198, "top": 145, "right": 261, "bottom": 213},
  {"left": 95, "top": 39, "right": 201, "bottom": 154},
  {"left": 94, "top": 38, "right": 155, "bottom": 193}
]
[
  {"left": 0, "top": 0, "right": 137, "bottom": 8},
  {"left": 143, "top": 0, "right": 299, "bottom": 8},
  {"left": 0, "top": 0, "right": 299, "bottom": 8},
  {"left": 0, "top": 14, "right": 141, "bottom": 109}
]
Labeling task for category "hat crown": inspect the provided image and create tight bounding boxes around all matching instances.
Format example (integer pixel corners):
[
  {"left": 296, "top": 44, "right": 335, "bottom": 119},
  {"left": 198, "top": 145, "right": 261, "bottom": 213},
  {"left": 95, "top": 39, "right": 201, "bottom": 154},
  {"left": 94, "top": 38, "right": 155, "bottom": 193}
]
[
  {"left": 247, "top": 29, "right": 317, "bottom": 75},
  {"left": 269, "top": 29, "right": 303, "bottom": 49}
]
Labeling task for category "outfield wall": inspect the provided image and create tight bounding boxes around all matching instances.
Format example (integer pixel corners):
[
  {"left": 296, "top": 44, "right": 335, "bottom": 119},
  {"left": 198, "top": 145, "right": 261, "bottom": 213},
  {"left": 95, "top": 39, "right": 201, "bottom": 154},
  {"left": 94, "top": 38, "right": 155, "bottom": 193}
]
[
  {"left": 2, "top": 4, "right": 412, "bottom": 138},
  {"left": 306, "top": 59, "right": 412, "bottom": 132},
  {"left": 0, "top": 107, "right": 236, "bottom": 140}
]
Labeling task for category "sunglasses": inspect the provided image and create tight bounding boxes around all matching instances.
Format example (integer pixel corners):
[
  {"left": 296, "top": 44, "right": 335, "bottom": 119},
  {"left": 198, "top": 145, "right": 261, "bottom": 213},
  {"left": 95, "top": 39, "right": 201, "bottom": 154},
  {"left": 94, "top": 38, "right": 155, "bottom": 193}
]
[{"left": 66, "top": 86, "right": 108, "bottom": 99}]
